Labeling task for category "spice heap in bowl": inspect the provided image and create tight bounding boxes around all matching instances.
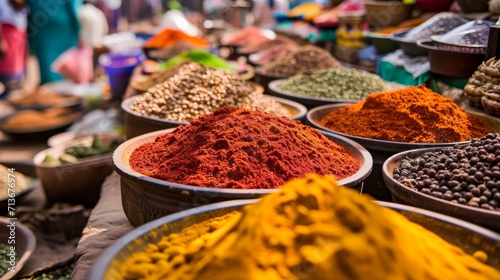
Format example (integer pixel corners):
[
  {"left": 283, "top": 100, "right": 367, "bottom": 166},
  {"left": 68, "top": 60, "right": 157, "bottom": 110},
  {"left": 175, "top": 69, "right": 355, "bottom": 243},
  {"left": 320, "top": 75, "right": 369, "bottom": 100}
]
[
  {"left": 130, "top": 63, "right": 291, "bottom": 123},
  {"left": 238, "top": 35, "right": 297, "bottom": 54},
  {"left": 110, "top": 174, "right": 500, "bottom": 280},
  {"left": 124, "top": 62, "right": 306, "bottom": 138},
  {"left": 257, "top": 45, "right": 342, "bottom": 78},
  {"left": 274, "top": 67, "right": 389, "bottom": 103},
  {"left": 393, "top": 133, "right": 500, "bottom": 211},
  {"left": 130, "top": 106, "right": 359, "bottom": 189},
  {"left": 115, "top": 106, "right": 371, "bottom": 226},
  {"left": 318, "top": 85, "right": 490, "bottom": 143},
  {"left": 308, "top": 85, "right": 495, "bottom": 201}
]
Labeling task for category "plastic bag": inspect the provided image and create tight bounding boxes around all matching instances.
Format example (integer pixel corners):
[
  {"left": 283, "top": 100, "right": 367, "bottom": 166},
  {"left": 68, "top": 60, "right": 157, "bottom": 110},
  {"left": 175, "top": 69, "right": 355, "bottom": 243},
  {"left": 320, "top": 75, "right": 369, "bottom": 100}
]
[
  {"left": 403, "top": 12, "right": 468, "bottom": 42},
  {"left": 437, "top": 20, "right": 492, "bottom": 47},
  {"left": 51, "top": 47, "right": 94, "bottom": 84}
]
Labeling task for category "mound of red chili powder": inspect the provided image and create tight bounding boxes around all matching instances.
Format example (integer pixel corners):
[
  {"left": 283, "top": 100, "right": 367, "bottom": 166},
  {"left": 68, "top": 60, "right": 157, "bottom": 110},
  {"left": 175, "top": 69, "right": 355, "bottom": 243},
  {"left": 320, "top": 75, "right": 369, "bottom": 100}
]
[{"left": 130, "top": 106, "right": 359, "bottom": 189}]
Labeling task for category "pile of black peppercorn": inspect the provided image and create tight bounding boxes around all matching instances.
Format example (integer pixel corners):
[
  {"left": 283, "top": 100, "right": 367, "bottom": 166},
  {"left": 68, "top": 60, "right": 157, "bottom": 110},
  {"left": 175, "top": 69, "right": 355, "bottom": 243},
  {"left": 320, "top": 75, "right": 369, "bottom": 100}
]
[{"left": 393, "top": 133, "right": 500, "bottom": 211}]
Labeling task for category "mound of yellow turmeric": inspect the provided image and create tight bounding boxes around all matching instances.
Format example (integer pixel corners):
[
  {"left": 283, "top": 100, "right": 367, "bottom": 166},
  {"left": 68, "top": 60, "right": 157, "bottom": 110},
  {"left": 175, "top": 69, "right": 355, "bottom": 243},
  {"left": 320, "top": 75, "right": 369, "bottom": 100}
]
[{"left": 120, "top": 174, "right": 500, "bottom": 280}]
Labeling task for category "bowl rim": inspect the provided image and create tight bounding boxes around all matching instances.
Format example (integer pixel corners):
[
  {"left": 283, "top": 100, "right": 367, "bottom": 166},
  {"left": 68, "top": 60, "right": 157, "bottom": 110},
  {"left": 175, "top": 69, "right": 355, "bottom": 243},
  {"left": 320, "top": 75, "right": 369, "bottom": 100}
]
[
  {"left": 269, "top": 78, "right": 373, "bottom": 104},
  {"left": 33, "top": 134, "right": 119, "bottom": 168},
  {"left": 0, "top": 217, "right": 36, "bottom": 280},
  {"left": 306, "top": 103, "right": 497, "bottom": 152},
  {"left": 7, "top": 92, "right": 84, "bottom": 111},
  {"left": 417, "top": 39, "right": 487, "bottom": 56},
  {"left": 382, "top": 147, "right": 500, "bottom": 226},
  {"left": 0, "top": 176, "right": 38, "bottom": 206},
  {"left": 113, "top": 127, "right": 373, "bottom": 193},
  {"left": 86, "top": 198, "right": 500, "bottom": 280},
  {"left": 430, "top": 35, "right": 487, "bottom": 49},
  {"left": 121, "top": 94, "right": 308, "bottom": 123},
  {"left": 0, "top": 109, "right": 84, "bottom": 135}
]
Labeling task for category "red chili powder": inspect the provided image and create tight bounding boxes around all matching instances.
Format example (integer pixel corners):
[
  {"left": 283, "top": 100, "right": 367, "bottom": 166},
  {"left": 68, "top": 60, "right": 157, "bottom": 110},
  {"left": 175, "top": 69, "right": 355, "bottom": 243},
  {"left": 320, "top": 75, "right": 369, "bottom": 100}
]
[{"left": 129, "top": 106, "right": 359, "bottom": 189}]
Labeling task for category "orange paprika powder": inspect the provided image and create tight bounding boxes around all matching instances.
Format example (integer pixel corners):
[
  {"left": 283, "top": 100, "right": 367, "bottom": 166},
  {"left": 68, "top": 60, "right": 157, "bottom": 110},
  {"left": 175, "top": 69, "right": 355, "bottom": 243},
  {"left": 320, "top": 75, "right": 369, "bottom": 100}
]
[
  {"left": 320, "top": 85, "right": 491, "bottom": 143},
  {"left": 130, "top": 106, "right": 359, "bottom": 189}
]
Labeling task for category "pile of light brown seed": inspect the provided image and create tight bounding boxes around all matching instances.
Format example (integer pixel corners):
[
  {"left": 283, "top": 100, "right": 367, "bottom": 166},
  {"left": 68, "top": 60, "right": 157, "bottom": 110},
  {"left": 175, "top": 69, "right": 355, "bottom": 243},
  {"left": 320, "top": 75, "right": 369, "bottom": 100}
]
[{"left": 131, "top": 63, "right": 292, "bottom": 122}]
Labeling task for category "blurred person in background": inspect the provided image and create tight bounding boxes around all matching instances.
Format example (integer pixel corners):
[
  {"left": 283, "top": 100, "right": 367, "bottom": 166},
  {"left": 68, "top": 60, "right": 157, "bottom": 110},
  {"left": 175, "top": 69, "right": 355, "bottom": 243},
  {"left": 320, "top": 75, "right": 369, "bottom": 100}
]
[
  {"left": 0, "top": 0, "right": 28, "bottom": 97},
  {"left": 253, "top": 0, "right": 289, "bottom": 28},
  {"left": 95, "top": 0, "right": 121, "bottom": 33},
  {"left": 78, "top": 1, "right": 109, "bottom": 49},
  {"left": 26, "top": 0, "right": 82, "bottom": 84}
]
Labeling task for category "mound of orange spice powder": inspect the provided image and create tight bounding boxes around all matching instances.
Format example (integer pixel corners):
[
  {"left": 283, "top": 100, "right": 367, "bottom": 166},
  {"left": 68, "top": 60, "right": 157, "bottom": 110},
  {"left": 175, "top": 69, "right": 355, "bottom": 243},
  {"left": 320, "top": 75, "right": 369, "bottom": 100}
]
[
  {"left": 130, "top": 106, "right": 359, "bottom": 189},
  {"left": 320, "top": 85, "right": 491, "bottom": 143}
]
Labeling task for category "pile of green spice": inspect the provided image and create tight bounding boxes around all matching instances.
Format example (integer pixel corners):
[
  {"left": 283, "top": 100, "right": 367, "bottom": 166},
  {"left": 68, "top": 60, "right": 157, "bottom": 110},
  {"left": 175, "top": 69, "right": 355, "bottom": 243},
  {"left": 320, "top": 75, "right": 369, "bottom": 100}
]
[
  {"left": 130, "top": 63, "right": 291, "bottom": 122},
  {"left": 277, "top": 68, "right": 389, "bottom": 100},
  {"left": 32, "top": 262, "right": 74, "bottom": 280},
  {"left": 0, "top": 243, "right": 15, "bottom": 278},
  {"left": 130, "top": 106, "right": 359, "bottom": 189},
  {"left": 158, "top": 50, "right": 232, "bottom": 71},
  {"left": 257, "top": 45, "right": 342, "bottom": 77}
]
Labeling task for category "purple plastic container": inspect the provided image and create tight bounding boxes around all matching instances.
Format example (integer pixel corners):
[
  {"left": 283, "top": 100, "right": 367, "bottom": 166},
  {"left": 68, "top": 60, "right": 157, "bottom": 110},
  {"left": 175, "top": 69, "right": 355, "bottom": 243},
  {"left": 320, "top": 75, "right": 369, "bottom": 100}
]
[{"left": 99, "top": 52, "right": 143, "bottom": 100}]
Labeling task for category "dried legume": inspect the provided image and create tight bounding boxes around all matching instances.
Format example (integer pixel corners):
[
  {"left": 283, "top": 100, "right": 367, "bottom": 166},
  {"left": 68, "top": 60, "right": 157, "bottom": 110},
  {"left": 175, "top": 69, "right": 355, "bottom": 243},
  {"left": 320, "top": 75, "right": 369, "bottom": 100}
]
[
  {"left": 130, "top": 63, "right": 291, "bottom": 122},
  {"left": 257, "top": 45, "right": 342, "bottom": 77},
  {"left": 394, "top": 133, "right": 500, "bottom": 211},
  {"left": 277, "top": 68, "right": 388, "bottom": 100},
  {"left": 120, "top": 212, "right": 237, "bottom": 279}
]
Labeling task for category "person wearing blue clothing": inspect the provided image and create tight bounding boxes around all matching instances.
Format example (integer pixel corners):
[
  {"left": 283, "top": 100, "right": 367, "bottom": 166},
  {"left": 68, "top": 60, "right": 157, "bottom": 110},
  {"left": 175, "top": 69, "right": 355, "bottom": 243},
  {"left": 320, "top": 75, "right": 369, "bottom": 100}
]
[{"left": 25, "top": 0, "right": 82, "bottom": 84}]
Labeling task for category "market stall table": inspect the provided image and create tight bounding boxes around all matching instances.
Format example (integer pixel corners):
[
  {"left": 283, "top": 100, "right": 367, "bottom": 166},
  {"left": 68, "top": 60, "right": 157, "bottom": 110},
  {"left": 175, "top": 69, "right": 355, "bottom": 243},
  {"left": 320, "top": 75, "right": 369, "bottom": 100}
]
[{"left": 72, "top": 172, "right": 132, "bottom": 280}]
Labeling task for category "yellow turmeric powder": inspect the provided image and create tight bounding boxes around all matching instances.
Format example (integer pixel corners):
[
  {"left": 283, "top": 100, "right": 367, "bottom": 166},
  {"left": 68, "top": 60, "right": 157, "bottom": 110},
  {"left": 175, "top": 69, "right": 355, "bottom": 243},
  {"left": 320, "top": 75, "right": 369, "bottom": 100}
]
[
  {"left": 120, "top": 212, "right": 237, "bottom": 279},
  {"left": 119, "top": 175, "right": 500, "bottom": 280}
]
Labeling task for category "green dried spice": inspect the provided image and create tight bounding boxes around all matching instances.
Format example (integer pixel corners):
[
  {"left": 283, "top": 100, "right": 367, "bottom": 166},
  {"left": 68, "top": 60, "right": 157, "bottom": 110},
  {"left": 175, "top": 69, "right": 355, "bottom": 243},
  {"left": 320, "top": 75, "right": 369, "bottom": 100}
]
[
  {"left": 32, "top": 262, "right": 74, "bottom": 280},
  {"left": 277, "top": 68, "right": 388, "bottom": 100},
  {"left": 0, "top": 243, "right": 16, "bottom": 278}
]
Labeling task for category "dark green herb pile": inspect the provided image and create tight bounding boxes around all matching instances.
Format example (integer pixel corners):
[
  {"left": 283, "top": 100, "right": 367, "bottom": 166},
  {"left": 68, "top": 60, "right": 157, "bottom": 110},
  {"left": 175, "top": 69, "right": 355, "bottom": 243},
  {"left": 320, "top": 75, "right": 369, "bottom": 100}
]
[
  {"left": 32, "top": 262, "right": 74, "bottom": 280},
  {"left": 42, "top": 136, "right": 121, "bottom": 165},
  {"left": 0, "top": 243, "right": 14, "bottom": 278}
]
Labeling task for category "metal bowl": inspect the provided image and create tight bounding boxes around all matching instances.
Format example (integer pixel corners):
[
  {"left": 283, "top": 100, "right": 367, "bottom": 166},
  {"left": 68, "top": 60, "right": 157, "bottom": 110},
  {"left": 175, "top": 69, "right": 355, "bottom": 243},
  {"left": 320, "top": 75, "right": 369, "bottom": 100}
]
[
  {"left": 113, "top": 128, "right": 372, "bottom": 227},
  {"left": 417, "top": 39, "right": 485, "bottom": 78},
  {"left": 122, "top": 94, "right": 308, "bottom": 139},
  {"left": 0, "top": 217, "right": 36, "bottom": 280},
  {"left": 307, "top": 103, "right": 500, "bottom": 201},
  {"left": 268, "top": 79, "right": 357, "bottom": 109},
  {"left": 87, "top": 199, "right": 500, "bottom": 280},
  {"left": 33, "top": 134, "right": 119, "bottom": 207},
  {"left": 383, "top": 147, "right": 500, "bottom": 231},
  {"left": 391, "top": 29, "right": 427, "bottom": 56}
]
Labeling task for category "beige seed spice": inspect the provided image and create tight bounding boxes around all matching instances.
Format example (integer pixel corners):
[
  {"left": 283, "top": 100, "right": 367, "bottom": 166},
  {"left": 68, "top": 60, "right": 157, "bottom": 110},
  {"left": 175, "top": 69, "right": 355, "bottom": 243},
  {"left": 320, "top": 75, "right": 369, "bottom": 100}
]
[{"left": 131, "top": 63, "right": 292, "bottom": 122}]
